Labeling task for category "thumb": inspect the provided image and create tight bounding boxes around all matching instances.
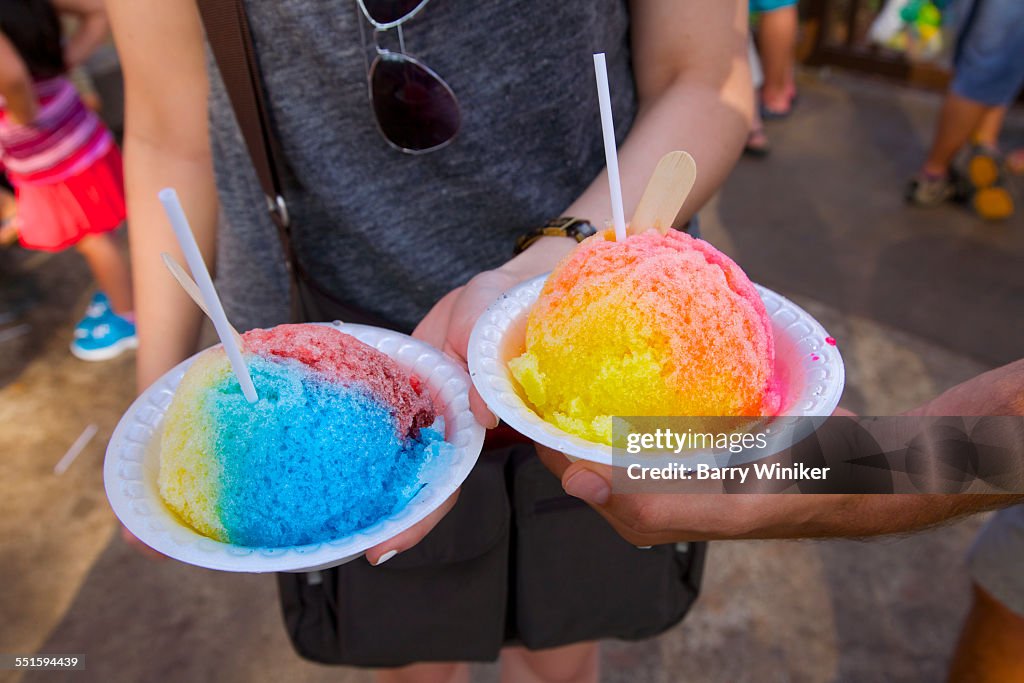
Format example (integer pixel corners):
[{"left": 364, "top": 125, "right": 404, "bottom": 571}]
[
  {"left": 365, "top": 489, "right": 460, "bottom": 565},
  {"left": 562, "top": 462, "right": 612, "bottom": 506}
]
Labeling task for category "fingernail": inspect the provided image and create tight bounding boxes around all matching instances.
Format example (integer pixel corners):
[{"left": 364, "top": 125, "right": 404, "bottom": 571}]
[
  {"left": 564, "top": 470, "right": 611, "bottom": 505},
  {"left": 487, "top": 413, "right": 500, "bottom": 429},
  {"left": 374, "top": 549, "right": 398, "bottom": 566}
]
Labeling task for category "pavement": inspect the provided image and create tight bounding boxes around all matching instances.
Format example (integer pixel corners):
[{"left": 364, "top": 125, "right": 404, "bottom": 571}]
[{"left": 1, "top": 68, "right": 1021, "bottom": 683}]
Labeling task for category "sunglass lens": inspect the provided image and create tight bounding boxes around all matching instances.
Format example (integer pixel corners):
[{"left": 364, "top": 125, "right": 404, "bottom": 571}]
[
  {"left": 371, "top": 55, "right": 460, "bottom": 152},
  {"left": 361, "top": 0, "right": 425, "bottom": 25}
]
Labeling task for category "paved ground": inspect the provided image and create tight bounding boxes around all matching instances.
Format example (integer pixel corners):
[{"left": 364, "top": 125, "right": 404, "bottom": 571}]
[{"left": 1, "top": 68, "right": 1021, "bottom": 683}]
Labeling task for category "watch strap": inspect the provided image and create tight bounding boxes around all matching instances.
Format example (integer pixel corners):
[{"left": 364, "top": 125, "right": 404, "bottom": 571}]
[{"left": 514, "top": 217, "right": 598, "bottom": 255}]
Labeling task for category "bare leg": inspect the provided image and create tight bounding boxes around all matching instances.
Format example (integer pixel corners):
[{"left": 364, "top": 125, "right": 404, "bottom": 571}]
[
  {"left": 75, "top": 231, "right": 134, "bottom": 316},
  {"left": 746, "top": 105, "right": 770, "bottom": 155},
  {"left": 972, "top": 106, "right": 1006, "bottom": 149},
  {"left": 757, "top": 5, "right": 798, "bottom": 113},
  {"left": 949, "top": 584, "right": 1024, "bottom": 682},
  {"left": 1007, "top": 148, "right": 1024, "bottom": 175},
  {"left": 921, "top": 93, "right": 991, "bottom": 176},
  {"left": 0, "top": 188, "right": 15, "bottom": 221},
  {"left": 935, "top": 101, "right": 1016, "bottom": 219},
  {"left": 377, "top": 662, "right": 470, "bottom": 683},
  {"left": 500, "top": 642, "right": 599, "bottom": 683},
  {"left": 0, "top": 189, "right": 17, "bottom": 245}
]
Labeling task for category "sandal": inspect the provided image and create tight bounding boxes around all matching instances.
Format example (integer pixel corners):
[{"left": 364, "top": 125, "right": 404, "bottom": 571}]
[
  {"left": 744, "top": 126, "right": 771, "bottom": 157},
  {"left": 760, "top": 90, "right": 799, "bottom": 121},
  {"left": 963, "top": 145, "right": 1015, "bottom": 221},
  {"left": 1007, "top": 148, "right": 1024, "bottom": 176}
]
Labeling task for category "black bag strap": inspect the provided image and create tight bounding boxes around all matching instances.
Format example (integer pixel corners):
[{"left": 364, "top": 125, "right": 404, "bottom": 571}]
[
  {"left": 193, "top": 0, "right": 400, "bottom": 329},
  {"left": 195, "top": 0, "right": 289, "bottom": 230}
]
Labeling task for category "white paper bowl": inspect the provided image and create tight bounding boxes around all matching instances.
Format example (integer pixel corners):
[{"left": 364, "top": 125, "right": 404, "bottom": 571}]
[
  {"left": 467, "top": 275, "right": 845, "bottom": 467},
  {"left": 104, "top": 323, "right": 485, "bottom": 573}
]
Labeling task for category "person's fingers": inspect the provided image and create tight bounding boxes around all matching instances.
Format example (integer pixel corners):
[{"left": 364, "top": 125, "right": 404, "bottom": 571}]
[
  {"left": 365, "top": 488, "right": 460, "bottom": 566},
  {"left": 445, "top": 307, "right": 474, "bottom": 363},
  {"left": 438, "top": 336, "right": 497, "bottom": 429},
  {"left": 541, "top": 450, "right": 669, "bottom": 543},
  {"left": 558, "top": 462, "right": 714, "bottom": 545},
  {"left": 120, "top": 525, "right": 168, "bottom": 561},
  {"left": 534, "top": 444, "right": 572, "bottom": 479},
  {"left": 433, "top": 271, "right": 520, "bottom": 429},
  {"left": 446, "top": 269, "right": 519, "bottom": 362},
  {"left": 415, "top": 289, "right": 499, "bottom": 426},
  {"left": 412, "top": 288, "right": 459, "bottom": 351},
  {"left": 561, "top": 461, "right": 613, "bottom": 505},
  {"left": 469, "top": 385, "right": 498, "bottom": 429},
  {"left": 585, "top": 505, "right": 683, "bottom": 546}
]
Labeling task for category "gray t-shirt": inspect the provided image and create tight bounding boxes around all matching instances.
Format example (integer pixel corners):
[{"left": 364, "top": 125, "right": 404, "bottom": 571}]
[{"left": 208, "top": 0, "right": 636, "bottom": 331}]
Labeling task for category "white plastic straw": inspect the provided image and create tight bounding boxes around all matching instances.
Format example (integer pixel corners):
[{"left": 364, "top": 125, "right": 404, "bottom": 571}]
[
  {"left": 158, "top": 188, "right": 258, "bottom": 404},
  {"left": 55, "top": 423, "right": 97, "bottom": 475},
  {"left": 0, "top": 323, "right": 31, "bottom": 344},
  {"left": 593, "top": 53, "right": 627, "bottom": 242}
]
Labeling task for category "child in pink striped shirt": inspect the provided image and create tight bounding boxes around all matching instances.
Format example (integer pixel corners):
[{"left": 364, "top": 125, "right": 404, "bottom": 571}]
[{"left": 0, "top": 0, "right": 135, "bottom": 360}]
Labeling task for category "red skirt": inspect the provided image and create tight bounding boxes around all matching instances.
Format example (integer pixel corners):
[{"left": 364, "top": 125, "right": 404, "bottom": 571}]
[{"left": 14, "top": 144, "right": 127, "bottom": 252}]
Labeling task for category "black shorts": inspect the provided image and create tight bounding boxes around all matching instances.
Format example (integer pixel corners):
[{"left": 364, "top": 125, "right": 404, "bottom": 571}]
[{"left": 276, "top": 444, "right": 707, "bottom": 668}]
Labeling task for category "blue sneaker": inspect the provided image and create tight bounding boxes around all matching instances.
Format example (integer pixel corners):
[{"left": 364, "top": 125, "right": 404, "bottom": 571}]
[
  {"left": 71, "top": 309, "right": 137, "bottom": 361},
  {"left": 84, "top": 291, "right": 110, "bottom": 319},
  {"left": 72, "top": 291, "right": 110, "bottom": 338}
]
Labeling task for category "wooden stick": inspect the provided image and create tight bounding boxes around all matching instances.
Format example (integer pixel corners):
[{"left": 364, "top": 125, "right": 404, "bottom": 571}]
[
  {"left": 161, "top": 253, "right": 246, "bottom": 351},
  {"left": 629, "top": 151, "right": 697, "bottom": 235}
]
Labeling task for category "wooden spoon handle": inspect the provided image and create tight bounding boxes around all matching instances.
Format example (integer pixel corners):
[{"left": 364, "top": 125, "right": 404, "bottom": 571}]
[{"left": 629, "top": 151, "right": 697, "bottom": 234}]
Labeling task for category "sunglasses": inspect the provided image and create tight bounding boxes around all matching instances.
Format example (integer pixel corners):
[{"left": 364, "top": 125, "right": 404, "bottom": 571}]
[{"left": 356, "top": 0, "right": 461, "bottom": 154}]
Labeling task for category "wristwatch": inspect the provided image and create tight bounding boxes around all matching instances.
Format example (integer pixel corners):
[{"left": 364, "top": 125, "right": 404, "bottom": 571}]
[{"left": 514, "top": 217, "right": 599, "bottom": 255}]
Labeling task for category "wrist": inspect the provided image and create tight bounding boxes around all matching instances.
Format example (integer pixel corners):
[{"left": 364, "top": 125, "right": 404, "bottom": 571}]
[
  {"left": 502, "top": 216, "right": 597, "bottom": 282},
  {"left": 780, "top": 494, "right": 943, "bottom": 539},
  {"left": 498, "top": 235, "right": 577, "bottom": 282},
  {"left": 513, "top": 217, "right": 597, "bottom": 255},
  {"left": 733, "top": 494, "right": 860, "bottom": 540}
]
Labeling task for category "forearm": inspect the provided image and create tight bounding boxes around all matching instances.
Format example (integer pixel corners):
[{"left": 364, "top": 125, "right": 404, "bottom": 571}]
[
  {"left": 908, "top": 359, "right": 1024, "bottom": 417},
  {"left": 0, "top": 35, "right": 38, "bottom": 125},
  {"left": 761, "top": 494, "right": 1022, "bottom": 540},
  {"left": 126, "top": 135, "right": 218, "bottom": 392},
  {"left": 108, "top": 0, "right": 216, "bottom": 392},
  {"left": 500, "top": 78, "right": 751, "bottom": 282},
  {"left": 773, "top": 402, "right": 1024, "bottom": 538},
  {"left": 555, "top": 409, "right": 1023, "bottom": 544},
  {"left": 55, "top": 0, "right": 109, "bottom": 68},
  {"left": 567, "top": 76, "right": 752, "bottom": 231},
  {"left": 2, "top": 81, "right": 39, "bottom": 125},
  {"left": 500, "top": 5, "right": 751, "bottom": 282},
  {"left": 64, "top": 15, "right": 109, "bottom": 69}
]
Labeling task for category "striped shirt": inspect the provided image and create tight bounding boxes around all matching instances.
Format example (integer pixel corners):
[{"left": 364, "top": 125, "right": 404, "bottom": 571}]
[{"left": 0, "top": 77, "right": 112, "bottom": 184}]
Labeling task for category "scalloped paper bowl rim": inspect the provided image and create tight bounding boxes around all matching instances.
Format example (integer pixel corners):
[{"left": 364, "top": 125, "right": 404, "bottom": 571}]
[
  {"left": 467, "top": 275, "right": 845, "bottom": 466},
  {"left": 104, "top": 323, "right": 485, "bottom": 573}
]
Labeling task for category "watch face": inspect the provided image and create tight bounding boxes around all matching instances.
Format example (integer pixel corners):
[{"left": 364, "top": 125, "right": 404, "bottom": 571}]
[{"left": 571, "top": 221, "right": 598, "bottom": 242}]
